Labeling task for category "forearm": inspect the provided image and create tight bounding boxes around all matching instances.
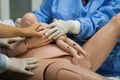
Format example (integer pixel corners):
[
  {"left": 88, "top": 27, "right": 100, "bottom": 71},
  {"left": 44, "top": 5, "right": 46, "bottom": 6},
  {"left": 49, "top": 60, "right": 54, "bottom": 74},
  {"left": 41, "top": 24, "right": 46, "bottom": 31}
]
[
  {"left": 0, "top": 23, "right": 25, "bottom": 38},
  {"left": 68, "top": 0, "right": 120, "bottom": 40}
]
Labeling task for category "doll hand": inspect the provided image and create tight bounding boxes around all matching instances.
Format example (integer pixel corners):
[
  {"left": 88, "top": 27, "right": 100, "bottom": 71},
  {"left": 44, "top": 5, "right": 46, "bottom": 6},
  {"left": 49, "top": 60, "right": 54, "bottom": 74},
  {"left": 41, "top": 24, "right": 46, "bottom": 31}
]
[
  {"left": 56, "top": 35, "right": 92, "bottom": 69},
  {"left": 45, "top": 20, "right": 80, "bottom": 39},
  {"left": 6, "top": 57, "right": 39, "bottom": 75},
  {"left": 56, "top": 35, "right": 89, "bottom": 59},
  {"left": 72, "top": 55, "right": 92, "bottom": 70}
]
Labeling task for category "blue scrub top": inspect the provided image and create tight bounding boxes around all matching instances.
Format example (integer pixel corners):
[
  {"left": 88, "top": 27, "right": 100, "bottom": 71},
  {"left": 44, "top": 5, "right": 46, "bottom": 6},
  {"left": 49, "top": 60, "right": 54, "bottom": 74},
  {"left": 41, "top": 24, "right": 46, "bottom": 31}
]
[{"left": 33, "top": 0, "right": 120, "bottom": 77}]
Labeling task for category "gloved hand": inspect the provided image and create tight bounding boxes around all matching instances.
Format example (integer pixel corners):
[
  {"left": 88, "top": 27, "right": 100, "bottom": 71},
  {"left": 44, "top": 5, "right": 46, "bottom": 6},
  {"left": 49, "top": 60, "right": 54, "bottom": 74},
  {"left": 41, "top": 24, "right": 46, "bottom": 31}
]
[
  {"left": 6, "top": 57, "right": 39, "bottom": 75},
  {"left": 45, "top": 20, "right": 80, "bottom": 39}
]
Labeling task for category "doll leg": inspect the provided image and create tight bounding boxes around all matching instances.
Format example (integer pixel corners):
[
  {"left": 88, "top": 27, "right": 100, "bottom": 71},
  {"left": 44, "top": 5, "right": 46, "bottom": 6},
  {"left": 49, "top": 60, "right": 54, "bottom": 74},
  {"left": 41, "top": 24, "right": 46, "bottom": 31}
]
[
  {"left": 0, "top": 58, "right": 104, "bottom": 80},
  {"left": 45, "top": 58, "right": 107, "bottom": 80},
  {"left": 82, "top": 14, "right": 120, "bottom": 71}
]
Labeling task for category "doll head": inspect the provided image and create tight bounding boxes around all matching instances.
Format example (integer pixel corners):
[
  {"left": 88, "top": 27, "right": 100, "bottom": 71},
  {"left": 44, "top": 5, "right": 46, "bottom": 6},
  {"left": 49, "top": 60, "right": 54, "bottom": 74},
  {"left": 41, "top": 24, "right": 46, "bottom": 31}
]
[{"left": 20, "top": 12, "right": 38, "bottom": 27}]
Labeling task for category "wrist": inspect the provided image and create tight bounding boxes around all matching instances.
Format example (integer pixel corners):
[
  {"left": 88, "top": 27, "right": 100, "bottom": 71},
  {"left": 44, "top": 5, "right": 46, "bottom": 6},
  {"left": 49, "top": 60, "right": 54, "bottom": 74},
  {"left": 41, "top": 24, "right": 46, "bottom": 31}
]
[
  {"left": 14, "top": 27, "right": 25, "bottom": 37},
  {"left": 6, "top": 56, "right": 12, "bottom": 70},
  {"left": 20, "top": 28, "right": 28, "bottom": 37},
  {"left": 69, "top": 20, "right": 80, "bottom": 34}
]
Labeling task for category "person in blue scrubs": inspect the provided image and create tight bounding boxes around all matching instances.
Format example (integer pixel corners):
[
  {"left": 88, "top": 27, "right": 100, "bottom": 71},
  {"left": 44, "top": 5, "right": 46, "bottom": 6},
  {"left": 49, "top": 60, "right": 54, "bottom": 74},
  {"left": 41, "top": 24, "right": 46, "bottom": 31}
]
[{"left": 32, "top": 0, "right": 120, "bottom": 77}]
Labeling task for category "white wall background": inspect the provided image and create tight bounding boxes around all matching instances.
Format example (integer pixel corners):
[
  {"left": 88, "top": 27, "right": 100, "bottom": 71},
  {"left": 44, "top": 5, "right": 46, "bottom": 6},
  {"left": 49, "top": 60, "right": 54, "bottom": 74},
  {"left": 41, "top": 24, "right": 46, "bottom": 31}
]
[
  {"left": 0, "top": 0, "right": 42, "bottom": 20},
  {"left": 0, "top": 0, "right": 10, "bottom": 20},
  {"left": 32, "top": 0, "right": 42, "bottom": 10}
]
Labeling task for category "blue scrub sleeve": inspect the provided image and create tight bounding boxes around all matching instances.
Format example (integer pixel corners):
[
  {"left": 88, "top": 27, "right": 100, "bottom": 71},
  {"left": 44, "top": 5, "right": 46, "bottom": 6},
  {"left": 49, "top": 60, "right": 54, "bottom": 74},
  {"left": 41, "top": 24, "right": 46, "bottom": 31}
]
[
  {"left": 32, "top": 0, "right": 52, "bottom": 23},
  {"left": 0, "top": 53, "right": 8, "bottom": 73},
  {"left": 68, "top": 0, "right": 120, "bottom": 39}
]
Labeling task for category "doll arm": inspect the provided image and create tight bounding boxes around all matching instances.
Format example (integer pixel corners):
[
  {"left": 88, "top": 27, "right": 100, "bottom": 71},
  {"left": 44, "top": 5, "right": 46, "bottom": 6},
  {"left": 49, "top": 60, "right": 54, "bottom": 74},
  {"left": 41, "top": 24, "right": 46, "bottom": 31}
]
[
  {"left": 56, "top": 35, "right": 92, "bottom": 70},
  {"left": 56, "top": 35, "right": 89, "bottom": 58},
  {"left": 0, "top": 23, "right": 41, "bottom": 38}
]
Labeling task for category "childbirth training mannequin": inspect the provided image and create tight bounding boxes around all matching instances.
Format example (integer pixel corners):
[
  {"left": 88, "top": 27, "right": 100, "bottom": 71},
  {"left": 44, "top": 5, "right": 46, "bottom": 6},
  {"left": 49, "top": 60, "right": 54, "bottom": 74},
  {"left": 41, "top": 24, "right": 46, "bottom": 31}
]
[
  {"left": 1, "top": 13, "right": 120, "bottom": 80},
  {"left": 15, "top": 13, "right": 90, "bottom": 68}
]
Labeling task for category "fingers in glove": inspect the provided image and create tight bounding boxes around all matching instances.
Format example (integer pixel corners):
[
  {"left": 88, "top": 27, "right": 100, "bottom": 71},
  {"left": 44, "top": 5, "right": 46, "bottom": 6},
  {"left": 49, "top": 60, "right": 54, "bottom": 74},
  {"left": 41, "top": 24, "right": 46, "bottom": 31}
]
[
  {"left": 22, "top": 70, "right": 34, "bottom": 75},
  {"left": 46, "top": 22, "right": 57, "bottom": 28},
  {"left": 45, "top": 27, "right": 58, "bottom": 37},
  {"left": 26, "top": 63, "right": 39, "bottom": 69},
  {"left": 25, "top": 57, "right": 39, "bottom": 64},
  {"left": 48, "top": 30, "right": 62, "bottom": 39}
]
